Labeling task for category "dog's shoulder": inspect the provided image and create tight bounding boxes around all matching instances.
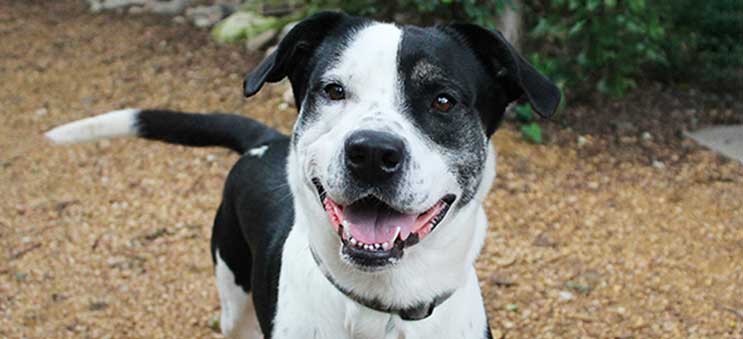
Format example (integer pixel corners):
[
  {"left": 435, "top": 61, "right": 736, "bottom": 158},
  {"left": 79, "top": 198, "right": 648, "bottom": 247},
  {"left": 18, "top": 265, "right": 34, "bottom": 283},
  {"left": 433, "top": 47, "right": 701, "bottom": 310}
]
[{"left": 222, "top": 135, "right": 294, "bottom": 240}]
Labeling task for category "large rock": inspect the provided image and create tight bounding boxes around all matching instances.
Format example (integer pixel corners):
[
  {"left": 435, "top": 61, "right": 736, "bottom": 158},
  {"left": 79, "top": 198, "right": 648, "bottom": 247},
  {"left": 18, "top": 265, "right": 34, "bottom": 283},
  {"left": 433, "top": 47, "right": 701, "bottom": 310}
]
[
  {"left": 87, "top": 0, "right": 146, "bottom": 12},
  {"left": 211, "top": 12, "right": 279, "bottom": 44},
  {"left": 145, "top": 0, "right": 191, "bottom": 15},
  {"left": 88, "top": 0, "right": 190, "bottom": 15},
  {"left": 186, "top": 4, "right": 232, "bottom": 28}
]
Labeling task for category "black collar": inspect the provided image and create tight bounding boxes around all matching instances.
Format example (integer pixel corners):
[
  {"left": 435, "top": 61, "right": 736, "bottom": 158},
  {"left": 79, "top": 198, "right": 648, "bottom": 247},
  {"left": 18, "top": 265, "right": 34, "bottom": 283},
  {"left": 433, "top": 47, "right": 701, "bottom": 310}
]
[{"left": 310, "top": 247, "right": 454, "bottom": 321}]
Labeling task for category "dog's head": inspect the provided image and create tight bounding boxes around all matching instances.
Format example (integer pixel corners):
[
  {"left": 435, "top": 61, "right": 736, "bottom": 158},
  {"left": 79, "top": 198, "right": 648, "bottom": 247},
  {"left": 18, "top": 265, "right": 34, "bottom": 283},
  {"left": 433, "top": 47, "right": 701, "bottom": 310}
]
[{"left": 244, "top": 11, "right": 558, "bottom": 299}]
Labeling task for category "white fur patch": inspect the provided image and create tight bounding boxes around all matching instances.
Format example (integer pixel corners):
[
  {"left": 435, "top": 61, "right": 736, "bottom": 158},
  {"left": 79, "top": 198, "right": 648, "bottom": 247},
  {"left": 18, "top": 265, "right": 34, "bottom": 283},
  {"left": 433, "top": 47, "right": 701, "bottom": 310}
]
[
  {"left": 248, "top": 145, "right": 269, "bottom": 158},
  {"left": 44, "top": 108, "right": 140, "bottom": 145},
  {"left": 215, "top": 250, "right": 263, "bottom": 339}
]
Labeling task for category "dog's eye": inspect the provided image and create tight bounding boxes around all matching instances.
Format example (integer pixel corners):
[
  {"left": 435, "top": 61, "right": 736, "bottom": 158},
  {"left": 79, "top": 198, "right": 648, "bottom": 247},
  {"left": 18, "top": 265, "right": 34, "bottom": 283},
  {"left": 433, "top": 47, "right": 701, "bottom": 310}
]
[
  {"left": 432, "top": 94, "right": 456, "bottom": 112},
  {"left": 324, "top": 84, "right": 346, "bottom": 101}
]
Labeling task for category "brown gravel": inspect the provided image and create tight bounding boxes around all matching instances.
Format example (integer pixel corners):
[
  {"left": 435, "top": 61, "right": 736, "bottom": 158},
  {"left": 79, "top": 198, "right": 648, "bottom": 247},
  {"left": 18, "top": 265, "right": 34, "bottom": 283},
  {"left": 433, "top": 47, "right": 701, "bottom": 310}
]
[{"left": 1, "top": 1, "right": 742, "bottom": 338}]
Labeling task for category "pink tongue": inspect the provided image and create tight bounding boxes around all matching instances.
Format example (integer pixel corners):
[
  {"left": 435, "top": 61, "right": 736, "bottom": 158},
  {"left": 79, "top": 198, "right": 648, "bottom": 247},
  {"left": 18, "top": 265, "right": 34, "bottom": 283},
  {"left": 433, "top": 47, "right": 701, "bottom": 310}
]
[{"left": 344, "top": 203, "right": 418, "bottom": 244}]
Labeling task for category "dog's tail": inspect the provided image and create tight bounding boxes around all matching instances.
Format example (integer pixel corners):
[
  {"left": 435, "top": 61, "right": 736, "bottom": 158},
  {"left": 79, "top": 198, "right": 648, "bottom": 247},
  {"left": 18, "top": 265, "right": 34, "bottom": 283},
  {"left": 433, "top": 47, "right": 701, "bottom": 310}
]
[{"left": 44, "top": 109, "right": 281, "bottom": 154}]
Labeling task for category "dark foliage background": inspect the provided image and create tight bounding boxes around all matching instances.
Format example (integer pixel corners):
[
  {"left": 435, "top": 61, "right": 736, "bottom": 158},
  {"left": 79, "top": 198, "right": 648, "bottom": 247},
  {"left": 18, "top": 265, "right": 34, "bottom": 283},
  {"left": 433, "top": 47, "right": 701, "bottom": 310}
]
[{"left": 307, "top": 0, "right": 742, "bottom": 101}]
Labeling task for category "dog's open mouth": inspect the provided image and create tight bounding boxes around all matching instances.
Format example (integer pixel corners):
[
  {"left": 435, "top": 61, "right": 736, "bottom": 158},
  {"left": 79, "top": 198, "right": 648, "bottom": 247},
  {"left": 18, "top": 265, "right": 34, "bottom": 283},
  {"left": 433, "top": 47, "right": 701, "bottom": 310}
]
[{"left": 312, "top": 178, "right": 455, "bottom": 268}]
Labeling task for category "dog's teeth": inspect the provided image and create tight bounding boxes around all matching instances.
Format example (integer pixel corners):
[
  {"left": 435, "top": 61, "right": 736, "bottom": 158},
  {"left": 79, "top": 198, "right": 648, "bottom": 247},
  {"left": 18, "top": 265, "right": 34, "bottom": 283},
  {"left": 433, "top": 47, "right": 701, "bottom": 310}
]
[
  {"left": 343, "top": 225, "right": 351, "bottom": 238},
  {"left": 392, "top": 226, "right": 401, "bottom": 241},
  {"left": 374, "top": 243, "right": 381, "bottom": 250},
  {"left": 382, "top": 242, "right": 390, "bottom": 250},
  {"left": 350, "top": 238, "right": 357, "bottom": 246},
  {"left": 342, "top": 220, "right": 350, "bottom": 227}
]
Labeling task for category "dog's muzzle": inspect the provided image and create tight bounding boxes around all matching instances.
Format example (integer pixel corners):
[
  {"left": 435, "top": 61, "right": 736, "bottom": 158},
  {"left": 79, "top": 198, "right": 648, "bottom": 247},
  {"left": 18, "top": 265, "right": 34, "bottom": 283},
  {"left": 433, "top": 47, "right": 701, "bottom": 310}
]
[{"left": 312, "top": 178, "right": 456, "bottom": 271}]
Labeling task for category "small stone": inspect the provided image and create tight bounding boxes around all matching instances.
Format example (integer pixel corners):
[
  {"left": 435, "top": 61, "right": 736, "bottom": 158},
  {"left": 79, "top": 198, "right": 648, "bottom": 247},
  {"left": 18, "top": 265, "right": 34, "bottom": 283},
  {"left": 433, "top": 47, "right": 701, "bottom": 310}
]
[
  {"left": 15, "top": 272, "right": 28, "bottom": 282},
  {"left": 99, "top": 0, "right": 146, "bottom": 11},
  {"left": 145, "top": 0, "right": 190, "bottom": 15},
  {"left": 186, "top": 5, "right": 228, "bottom": 28},
  {"left": 89, "top": 301, "right": 108, "bottom": 311},
  {"left": 282, "top": 87, "right": 294, "bottom": 106},
  {"left": 565, "top": 280, "right": 592, "bottom": 294},
  {"left": 577, "top": 135, "right": 588, "bottom": 147},
  {"left": 489, "top": 273, "right": 516, "bottom": 287},
  {"left": 505, "top": 303, "right": 518, "bottom": 312},
  {"left": 277, "top": 102, "right": 289, "bottom": 111},
  {"left": 35, "top": 108, "right": 48, "bottom": 117},
  {"left": 559, "top": 291, "right": 574, "bottom": 301},
  {"left": 652, "top": 160, "right": 665, "bottom": 169},
  {"left": 641, "top": 131, "right": 652, "bottom": 141},
  {"left": 495, "top": 255, "right": 517, "bottom": 267},
  {"left": 205, "top": 154, "right": 216, "bottom": 162},
  {"left": 533, "top": 232, "right": 556, "bottom": 247},
  {"left": 80, "top": 96, "right": 96, "bottom": 107}
]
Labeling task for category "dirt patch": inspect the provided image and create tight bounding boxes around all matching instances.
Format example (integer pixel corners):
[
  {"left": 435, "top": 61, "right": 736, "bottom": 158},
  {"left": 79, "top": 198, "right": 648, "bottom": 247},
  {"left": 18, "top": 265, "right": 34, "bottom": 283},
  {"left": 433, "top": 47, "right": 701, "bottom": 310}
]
[
  {"left": 541, "top": 83, "right": 743, "bottom": 166},
  {"left": 1, "top": 1, "right": 742, "bottom": 338}
]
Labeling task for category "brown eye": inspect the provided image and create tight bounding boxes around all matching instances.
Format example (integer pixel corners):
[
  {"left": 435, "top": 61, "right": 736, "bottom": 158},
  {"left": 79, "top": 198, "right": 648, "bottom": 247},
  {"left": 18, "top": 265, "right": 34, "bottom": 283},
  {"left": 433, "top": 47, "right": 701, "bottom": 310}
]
[
  {"left": 324, "top": 84, "right": 345, "bottom": 101},
  {"left": 432, "top": 94, "right": 456, "bottom": 112}
]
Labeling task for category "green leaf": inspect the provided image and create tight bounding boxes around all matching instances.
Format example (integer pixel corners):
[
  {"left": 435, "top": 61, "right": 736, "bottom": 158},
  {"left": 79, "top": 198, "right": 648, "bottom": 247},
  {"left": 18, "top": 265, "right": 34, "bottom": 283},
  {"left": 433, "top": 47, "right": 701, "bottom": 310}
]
[
  {"left": 587, "top": 0, "right": 601, "bottom": 12},
  {"left": 520, "top": 122, "right": 543, "bottom": 144},
  {"left": 515, "top": 104, "right": 533, "bottom": 122},
  {"left": 568, "top": 20, "right": 586, "bottom": 36}
]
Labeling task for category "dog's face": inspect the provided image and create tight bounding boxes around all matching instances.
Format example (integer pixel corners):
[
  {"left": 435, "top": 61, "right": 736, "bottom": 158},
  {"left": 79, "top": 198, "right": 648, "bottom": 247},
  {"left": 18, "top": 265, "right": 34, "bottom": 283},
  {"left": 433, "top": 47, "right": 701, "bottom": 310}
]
[{"left": 244, "top": 13, "right": 559, "bottom": 275}]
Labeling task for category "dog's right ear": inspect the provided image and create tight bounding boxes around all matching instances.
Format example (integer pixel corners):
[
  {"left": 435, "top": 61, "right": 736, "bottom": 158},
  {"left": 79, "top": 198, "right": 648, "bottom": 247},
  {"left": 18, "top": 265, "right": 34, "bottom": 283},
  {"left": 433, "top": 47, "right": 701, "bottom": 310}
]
[
  {"left": 445, "top": 24, "right": 561, "bottom": 125},
  {"left": 243, "top": 11, "right": 349, "bottom": 98}
]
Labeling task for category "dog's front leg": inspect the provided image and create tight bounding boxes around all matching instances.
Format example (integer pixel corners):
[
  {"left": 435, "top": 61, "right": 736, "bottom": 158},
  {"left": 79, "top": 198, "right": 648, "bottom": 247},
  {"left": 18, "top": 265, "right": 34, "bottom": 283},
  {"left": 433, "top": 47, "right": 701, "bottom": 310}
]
[{"left": 271, "top": 228, "right": 347, "bottom": 338}]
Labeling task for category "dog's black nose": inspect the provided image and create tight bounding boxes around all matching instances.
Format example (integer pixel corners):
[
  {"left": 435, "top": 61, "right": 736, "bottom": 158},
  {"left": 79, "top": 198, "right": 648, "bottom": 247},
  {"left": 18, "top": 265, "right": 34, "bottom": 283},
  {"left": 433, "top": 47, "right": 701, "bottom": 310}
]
[{"left": 345, "top": 130, "right": 405, "bottom": 183}]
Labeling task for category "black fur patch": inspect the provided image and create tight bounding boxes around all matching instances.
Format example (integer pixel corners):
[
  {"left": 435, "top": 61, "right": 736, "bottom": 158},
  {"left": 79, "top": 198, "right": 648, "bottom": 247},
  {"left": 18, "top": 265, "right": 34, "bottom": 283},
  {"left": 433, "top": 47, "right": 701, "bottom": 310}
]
[{"left": 397, "top": 26, "right": 497, "bottom": 204}]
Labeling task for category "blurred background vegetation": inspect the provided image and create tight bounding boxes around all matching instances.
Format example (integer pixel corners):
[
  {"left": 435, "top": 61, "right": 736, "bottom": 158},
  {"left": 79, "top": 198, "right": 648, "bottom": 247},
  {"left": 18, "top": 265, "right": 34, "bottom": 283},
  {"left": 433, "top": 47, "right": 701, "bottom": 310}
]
[
  {"left": 92, "top": 0, "right": 739, "bottom": 142},
  {"left": 303, "top": 0, "right": 742, "bottom": 100}
]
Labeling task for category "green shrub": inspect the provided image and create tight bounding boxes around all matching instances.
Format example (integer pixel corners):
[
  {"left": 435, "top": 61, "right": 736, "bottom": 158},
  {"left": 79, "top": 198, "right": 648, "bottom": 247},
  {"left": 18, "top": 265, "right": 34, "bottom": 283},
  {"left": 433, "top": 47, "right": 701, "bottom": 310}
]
[
  {"left": 660, "top": 0, "right": 743, "bottom": 90},
  {"left": 523, "top": 0, "right": 668, "bottom": 98},
  {"left": 300, "top": 0, "right": 737, "bottom": 99},
  {"left": 306, "top": 0, "right": 509, "bottom": 27}
]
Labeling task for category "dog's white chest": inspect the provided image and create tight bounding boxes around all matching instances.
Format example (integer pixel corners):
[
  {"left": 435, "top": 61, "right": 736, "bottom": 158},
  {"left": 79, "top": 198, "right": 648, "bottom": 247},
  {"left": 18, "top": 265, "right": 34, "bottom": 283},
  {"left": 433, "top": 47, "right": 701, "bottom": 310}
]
[{"left": 270, "top": 226, "right": 488, "bottom": 339}]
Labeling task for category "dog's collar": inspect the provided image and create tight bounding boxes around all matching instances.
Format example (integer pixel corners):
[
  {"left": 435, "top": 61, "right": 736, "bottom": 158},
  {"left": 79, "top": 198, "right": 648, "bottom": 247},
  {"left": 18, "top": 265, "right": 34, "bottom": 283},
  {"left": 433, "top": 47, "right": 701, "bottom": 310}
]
[{"left": 310, "top": 247, "right": 454, "bottom": 321}]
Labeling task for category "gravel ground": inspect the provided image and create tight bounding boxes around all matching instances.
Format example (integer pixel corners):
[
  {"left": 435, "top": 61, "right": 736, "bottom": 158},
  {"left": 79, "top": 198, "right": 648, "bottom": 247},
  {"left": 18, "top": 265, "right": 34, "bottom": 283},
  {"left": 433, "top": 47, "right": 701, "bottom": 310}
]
[{"left": 1, "top": 1, "right": 742, "bottom": 338}]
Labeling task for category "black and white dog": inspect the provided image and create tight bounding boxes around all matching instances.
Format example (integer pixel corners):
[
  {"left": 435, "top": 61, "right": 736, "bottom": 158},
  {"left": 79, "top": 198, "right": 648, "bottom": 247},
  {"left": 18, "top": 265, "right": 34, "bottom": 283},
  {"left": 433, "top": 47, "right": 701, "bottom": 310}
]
[{"left": 46, "top": 12, "right": 559, "bottom": 339}]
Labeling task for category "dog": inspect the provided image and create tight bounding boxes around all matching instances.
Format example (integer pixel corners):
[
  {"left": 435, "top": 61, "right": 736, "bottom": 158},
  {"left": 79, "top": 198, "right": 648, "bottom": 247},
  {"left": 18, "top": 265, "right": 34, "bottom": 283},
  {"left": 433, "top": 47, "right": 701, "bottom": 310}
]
[{"left": 45, "top": 11, "right": 559, "bottom": 339}]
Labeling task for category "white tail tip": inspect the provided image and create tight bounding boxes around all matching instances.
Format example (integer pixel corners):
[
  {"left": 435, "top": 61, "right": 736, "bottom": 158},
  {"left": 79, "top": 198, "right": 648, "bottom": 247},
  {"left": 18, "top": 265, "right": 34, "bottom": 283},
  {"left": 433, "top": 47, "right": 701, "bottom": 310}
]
[{"left": 44, "top": 109, "right": 141, "bottom": 145}]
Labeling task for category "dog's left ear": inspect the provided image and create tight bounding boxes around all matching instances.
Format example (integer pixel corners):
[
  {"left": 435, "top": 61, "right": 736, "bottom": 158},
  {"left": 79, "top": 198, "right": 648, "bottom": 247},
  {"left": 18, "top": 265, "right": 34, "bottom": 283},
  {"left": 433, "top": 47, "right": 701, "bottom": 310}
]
[
  {"left": 244, "top": 11, "right": 349, "bottom": 99},
  {"left": 446, "top": 24, "right": 561, "bottom": 119}
]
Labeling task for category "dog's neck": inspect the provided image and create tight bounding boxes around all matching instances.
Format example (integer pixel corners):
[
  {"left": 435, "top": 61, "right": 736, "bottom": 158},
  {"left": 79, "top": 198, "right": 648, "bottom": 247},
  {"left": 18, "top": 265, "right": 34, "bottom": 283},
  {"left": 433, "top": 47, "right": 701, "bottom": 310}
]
[{"left": 308, "top": 246, "right": 455, "bottom": 320}]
